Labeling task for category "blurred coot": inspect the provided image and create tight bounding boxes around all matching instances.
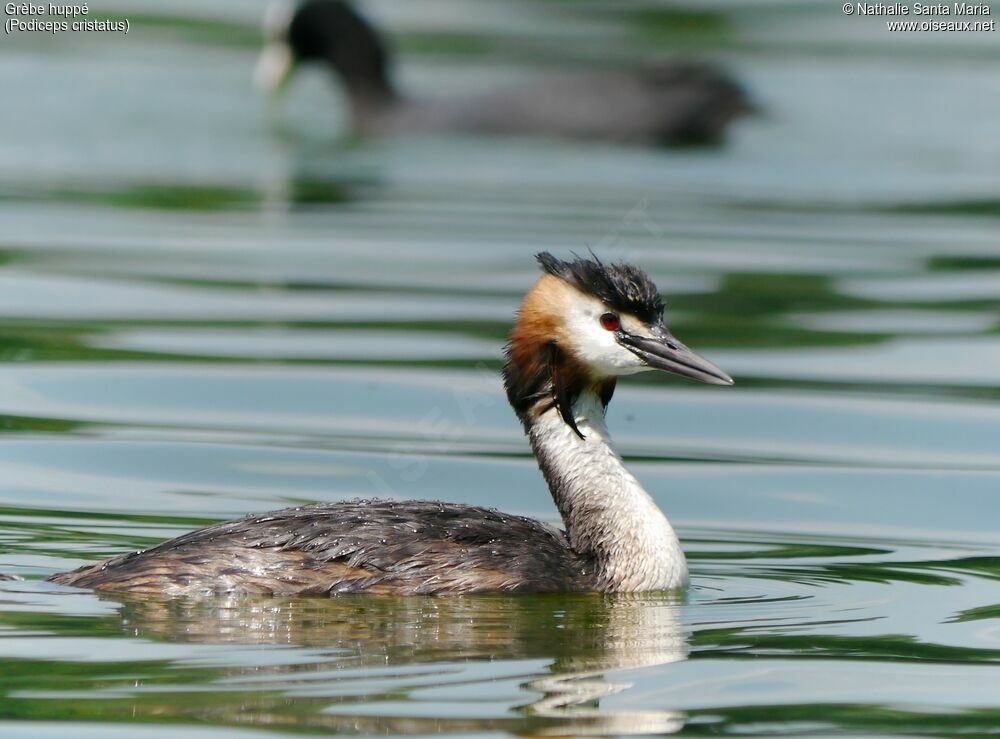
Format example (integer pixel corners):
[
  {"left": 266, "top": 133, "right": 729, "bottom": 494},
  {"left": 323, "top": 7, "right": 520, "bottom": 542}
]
[{"left": 255, "top": 0, "right": 754, "bottom": 146}]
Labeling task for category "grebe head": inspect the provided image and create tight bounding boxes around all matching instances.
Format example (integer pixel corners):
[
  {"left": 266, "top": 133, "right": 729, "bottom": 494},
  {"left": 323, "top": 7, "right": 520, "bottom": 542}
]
[
  {"left": 504, "top": 253, "right": 732, "bottom": 433},
  {"left": 255, "top": 0, "right": 395, "bottom": 102}
]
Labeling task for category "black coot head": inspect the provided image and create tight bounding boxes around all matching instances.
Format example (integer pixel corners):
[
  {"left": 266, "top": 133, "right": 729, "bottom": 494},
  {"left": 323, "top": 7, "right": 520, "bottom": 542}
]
[
  {"left": 287, "top": 0, "right": 366, "bottom": 61},
  {"left": 285, "top": 0, "right": 393, "bottom": 95}
]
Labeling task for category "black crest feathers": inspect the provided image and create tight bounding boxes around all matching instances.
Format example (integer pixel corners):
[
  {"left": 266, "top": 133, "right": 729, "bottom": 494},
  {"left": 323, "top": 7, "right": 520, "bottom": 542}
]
[{"left": 536, "top": 252, "right": 663, "bottom": 324}]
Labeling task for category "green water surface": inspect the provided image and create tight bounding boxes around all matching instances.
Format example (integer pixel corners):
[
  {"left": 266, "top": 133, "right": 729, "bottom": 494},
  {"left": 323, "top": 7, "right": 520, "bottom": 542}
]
[{"left": 1, "top": 0, "right": 1000, "bottom": 736}]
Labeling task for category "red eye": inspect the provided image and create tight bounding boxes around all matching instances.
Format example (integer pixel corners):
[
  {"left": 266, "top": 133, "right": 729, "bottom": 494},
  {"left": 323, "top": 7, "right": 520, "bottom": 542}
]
[{"left": 599, "top": 313, "right": 620, "bottom": 331}]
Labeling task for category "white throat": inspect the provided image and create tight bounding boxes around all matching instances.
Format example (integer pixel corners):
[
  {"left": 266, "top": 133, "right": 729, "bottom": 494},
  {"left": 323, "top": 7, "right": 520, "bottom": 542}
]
[{"left": 527, "top": 390, "right": 687, "bottom": 591}]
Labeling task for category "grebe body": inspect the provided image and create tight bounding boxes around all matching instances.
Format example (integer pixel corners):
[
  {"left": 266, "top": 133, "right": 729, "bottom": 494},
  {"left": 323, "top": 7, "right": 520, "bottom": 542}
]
[
  {"left": 49, "top": 501, "right": 593, "bottom": 596},
  {"left": 49, "top": 253, "right": 732, "bottom": 596}
]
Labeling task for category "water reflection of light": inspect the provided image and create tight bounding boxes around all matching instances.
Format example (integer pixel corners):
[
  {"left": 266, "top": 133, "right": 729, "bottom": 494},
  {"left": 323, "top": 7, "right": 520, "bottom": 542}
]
[{"left": 110, "top": 592, "right": 689, "bottom": 734}]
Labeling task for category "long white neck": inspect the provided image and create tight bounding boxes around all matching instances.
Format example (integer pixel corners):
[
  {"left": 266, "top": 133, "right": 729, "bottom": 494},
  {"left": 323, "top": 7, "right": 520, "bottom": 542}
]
[{"left": 527, "top": 390, "right": 687, "bottom": 592}]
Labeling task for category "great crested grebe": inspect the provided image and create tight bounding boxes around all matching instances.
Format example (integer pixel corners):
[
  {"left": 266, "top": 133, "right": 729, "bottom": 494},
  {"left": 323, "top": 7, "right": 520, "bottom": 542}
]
[
  {"left": 47, "top": 253, "right": 732, "bottom": 596},
  {"left": 254, "top": 0, "right": 753, "bottom": 146}
]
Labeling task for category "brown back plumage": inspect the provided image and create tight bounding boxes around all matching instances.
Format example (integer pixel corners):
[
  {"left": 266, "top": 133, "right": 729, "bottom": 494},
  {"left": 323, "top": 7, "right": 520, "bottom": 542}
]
[{"left": 49, "top": 500, "right": 597, "bottom": 596}]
